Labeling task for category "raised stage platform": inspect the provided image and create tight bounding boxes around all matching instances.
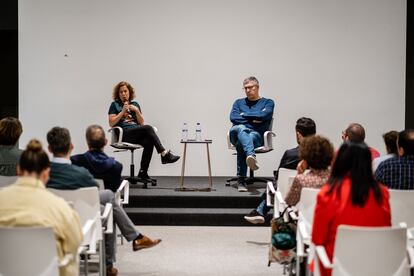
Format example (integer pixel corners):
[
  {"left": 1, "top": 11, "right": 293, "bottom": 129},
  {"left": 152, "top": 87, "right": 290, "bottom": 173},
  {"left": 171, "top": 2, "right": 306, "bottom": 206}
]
[{"left": 124, "top": 176, "right": 273, "bottom": 226}]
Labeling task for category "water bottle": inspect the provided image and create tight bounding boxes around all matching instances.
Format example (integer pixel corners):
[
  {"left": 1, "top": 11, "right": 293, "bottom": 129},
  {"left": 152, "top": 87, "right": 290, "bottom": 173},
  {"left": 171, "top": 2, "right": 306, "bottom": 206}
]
[
  {"left": 195, "top": 122, "right": 202, "bottom": 141},
  {"left": 181, "top": 123, "right": 189, "bottom": 141}
]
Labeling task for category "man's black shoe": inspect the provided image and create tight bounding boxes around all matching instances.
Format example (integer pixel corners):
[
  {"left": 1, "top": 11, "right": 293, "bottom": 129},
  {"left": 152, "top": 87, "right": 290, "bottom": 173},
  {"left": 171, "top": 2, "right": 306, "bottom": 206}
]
[
  {"left": 161, "top": 151, "right": 180, "bottom": 164},
  {"left": 138, "top": 170, "right": 152, "bottom": 180}
]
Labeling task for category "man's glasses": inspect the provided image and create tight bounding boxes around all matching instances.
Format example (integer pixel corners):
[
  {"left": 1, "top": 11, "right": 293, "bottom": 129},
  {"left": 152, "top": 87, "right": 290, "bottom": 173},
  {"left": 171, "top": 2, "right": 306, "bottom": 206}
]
[{"left": 243, "top": 85, "right": 257, "bottom": 91}]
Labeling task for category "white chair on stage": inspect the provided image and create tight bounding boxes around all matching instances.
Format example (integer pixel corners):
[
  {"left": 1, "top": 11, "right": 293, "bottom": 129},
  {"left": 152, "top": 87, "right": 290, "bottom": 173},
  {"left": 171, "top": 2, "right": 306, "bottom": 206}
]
[
  {"left": 226, "top": 119, "right": 276, "bottom": 186},
  {"left": 0, "top": 226, "right": 74, "bottom": 276},
  {"left": 109, "top": 126, "right": 157, "bottom": 188},
  {"left": 314, "top": 225, "right": 412, "bottom": 276},
  {"left": 48, "top": 186, "right": 113, "bottom": 276}
]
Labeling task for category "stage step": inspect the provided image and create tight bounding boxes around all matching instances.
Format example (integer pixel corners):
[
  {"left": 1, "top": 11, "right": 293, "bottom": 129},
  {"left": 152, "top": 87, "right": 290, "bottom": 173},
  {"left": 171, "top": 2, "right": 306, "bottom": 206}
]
[
  {"left": 125, "top": 207, "right": 261, "bottom": 226},
  {"left": 123, "top": 176, "right": 273, "bottom": 226}
]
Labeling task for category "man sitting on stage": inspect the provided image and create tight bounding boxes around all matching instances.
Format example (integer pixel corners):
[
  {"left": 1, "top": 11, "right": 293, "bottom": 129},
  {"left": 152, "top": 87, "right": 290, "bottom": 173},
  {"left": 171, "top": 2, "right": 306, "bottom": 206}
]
[{"left": 229, "top": 76, "right": 274, "bottom": 192}]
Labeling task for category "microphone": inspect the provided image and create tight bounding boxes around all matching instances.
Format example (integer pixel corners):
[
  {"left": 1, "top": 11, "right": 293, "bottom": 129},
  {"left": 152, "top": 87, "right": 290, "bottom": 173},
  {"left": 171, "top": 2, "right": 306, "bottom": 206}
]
[{"left": 123, "top": 100, "right": 130, "bottom": 113}]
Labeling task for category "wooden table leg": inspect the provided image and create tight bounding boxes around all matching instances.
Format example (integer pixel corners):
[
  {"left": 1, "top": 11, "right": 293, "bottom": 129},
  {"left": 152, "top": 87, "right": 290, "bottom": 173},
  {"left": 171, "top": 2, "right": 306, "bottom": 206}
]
[
  {"left": 206, "top": 143, "right": 212, "bottom": 189},
  {"left": 180, "top": 143, "right": 187, "bottom": 190}
]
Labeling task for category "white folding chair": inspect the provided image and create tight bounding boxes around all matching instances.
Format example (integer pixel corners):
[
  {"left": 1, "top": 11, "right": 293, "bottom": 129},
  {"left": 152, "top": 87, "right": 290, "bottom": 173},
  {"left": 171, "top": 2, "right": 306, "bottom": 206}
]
[
  {"left": 295, "top": 187, "right": 319, "bottom": 275},
  {"left": 0, "top": 175, "right": 18, "bottom": 188},
  {"left": 389, "top": 189, "right": 414, "bottom": 229},
  {"left": 94, "top": 178, "right": 105, "bottom": 190},
  {"left": 0, "top": 226, "right": 74, "bottom": 276},
  {"left": 276, "top": 168, "right": 297, "bottom": 198},
  {"left": 314, "top": 225, "right": 411, "bottom": 276},
  {"left": 48, "top": 187, "right": 112, "bottom": 276}
]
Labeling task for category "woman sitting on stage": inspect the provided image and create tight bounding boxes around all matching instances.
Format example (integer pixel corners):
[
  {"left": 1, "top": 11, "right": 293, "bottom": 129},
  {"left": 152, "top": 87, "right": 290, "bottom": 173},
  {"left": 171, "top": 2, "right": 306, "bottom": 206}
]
[{"left": 108, "top": 81, "right": 179, "bottom": 181}]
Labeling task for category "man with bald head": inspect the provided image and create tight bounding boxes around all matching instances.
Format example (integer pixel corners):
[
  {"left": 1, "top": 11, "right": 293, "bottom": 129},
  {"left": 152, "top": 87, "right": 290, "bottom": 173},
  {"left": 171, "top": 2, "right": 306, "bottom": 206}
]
[
  {"left": 342, "top": 123, "right": 380, "bottom": 160},
  {"left": 71, "top": 124, "right": 123, "bottom": 192}
]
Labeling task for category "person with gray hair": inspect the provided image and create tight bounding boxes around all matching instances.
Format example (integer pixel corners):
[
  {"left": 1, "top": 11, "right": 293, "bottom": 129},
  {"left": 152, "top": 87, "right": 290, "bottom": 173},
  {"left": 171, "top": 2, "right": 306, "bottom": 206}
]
[{"left": 229, "top": 76, "right": 275, "bottom": 192}]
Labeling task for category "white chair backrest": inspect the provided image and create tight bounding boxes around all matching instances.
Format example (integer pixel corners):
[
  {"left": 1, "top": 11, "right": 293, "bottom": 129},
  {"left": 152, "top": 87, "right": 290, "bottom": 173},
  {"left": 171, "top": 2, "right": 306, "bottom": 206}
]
[
  {"left": 94, "top": 178, "right": 105, "bottom": 190},
  {"left": 0, "top": 175, "right": 17, "bottom": 188},
  {"left": 389, "top": 189, "right": 414, "bottom": 228},
  {"left": 297, "top": 187, "right": 319, "bottom": 233},
  {"left": 277, "top": 168, "right": 297, "bottom": 197},
  {"left": 48, "top": 187, "right": 102, "bottom": 240},
  {"left": 331, "top": 225, "right": 409, "bottom": 276},
  {"left": 0, "top": 227, "right": 60, "bottom": 276}
]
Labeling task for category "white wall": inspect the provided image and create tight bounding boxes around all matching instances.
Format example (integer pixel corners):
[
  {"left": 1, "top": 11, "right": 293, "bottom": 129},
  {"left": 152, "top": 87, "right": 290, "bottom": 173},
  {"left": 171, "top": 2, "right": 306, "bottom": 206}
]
[{"left": 19, "top": 0, "right": 406, "bottom": 176}]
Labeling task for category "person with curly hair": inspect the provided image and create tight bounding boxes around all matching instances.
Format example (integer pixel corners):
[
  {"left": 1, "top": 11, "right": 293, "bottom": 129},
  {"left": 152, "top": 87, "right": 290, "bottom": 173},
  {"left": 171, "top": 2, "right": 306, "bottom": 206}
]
[
  {"left": 284, "top": 135, "right": 334, "bottom": 206},
  {"left": 108, "top": 81, "right": 180, "bottom": 181}
]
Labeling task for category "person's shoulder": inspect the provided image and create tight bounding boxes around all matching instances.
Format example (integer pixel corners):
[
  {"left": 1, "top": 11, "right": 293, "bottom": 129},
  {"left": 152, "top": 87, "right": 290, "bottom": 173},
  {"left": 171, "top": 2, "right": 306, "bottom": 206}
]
[
  {"left": 71, "top": 153, "right": 87, "bottom": 162},
  {"left": 261, "top": 97, "right": 274, "bottom": 103},
  {"left": 71, "top": 163, "right": 93, "bottom": 175},
  {"left": 234, "top": 98, "right": 245, "bottom": 103},
  {"left": 379, "top": 156, "right": 399, "bottom": 167}
]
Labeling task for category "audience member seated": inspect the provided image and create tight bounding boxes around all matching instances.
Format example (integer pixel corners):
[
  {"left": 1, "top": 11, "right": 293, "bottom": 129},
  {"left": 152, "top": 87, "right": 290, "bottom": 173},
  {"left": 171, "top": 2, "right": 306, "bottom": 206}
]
[
  {"left": 71, "top": 124, "right": 122, "bottom": 192},
  {"left": 0, "top": 117, "right": 23, "bottom": 176},
  {"left": 312, "top": 142, "right": 391, "bottom": 276},
  {"left": 45, "top": 126, "right": 161, "bottom": 276},
  {"left": 0, "top": 139, "right": 82, "bottom": 276},
  {"left": 341, "top": 123, "right": 380, "bottom": 160},
  {"left": 244, "top": 117, "right": 316, "bottom": 224},
  {"left": 375, "top": 129, "right": 414, "bottom": 190},
  {"left": 229, "top": 76, "right": 275, "bottom": 192},
  {"left": 108, "top": 81, "right": 179, "bottom": 182},
  {"left": 284, "top": 135, "right": 334, "bottom": 206},
  {"left": 372, "top": 130, "right": 399, "bottom": 172}
]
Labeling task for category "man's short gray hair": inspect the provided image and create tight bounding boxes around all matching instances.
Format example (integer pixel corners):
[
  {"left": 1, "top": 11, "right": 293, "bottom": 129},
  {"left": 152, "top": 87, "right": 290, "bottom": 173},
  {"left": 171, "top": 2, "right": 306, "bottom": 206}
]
[{"left": 243, "top": 76, "right": 259, "bottom": 86}]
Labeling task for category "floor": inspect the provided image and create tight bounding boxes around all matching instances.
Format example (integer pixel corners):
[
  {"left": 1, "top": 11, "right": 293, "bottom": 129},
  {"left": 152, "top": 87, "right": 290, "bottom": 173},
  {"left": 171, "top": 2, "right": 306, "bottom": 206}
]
[{"left": 92, "top": 225, "right": 285, "bottom": 276}]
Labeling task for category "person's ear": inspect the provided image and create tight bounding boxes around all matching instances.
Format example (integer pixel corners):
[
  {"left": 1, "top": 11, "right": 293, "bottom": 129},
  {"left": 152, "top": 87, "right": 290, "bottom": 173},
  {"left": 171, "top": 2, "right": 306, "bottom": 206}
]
[
  {"left": 16, "top": 165, "right": 22, "bottom": 176},
  {"left": 40, "top": 167, "right": 50, "bottom": 184},
  {"left": 48, "top": 145, "right": 52, "bottom": 154},
  {"left": 398, "top": 147, "right": 404, "bottom": 157},
  {"left": 105, "top": 138, "right": 108, "bottom": 146}
]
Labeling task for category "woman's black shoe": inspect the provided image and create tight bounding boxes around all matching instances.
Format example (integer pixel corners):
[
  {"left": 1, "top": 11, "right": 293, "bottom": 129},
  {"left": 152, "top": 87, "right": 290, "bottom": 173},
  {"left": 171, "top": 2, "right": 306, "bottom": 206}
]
[{"left": 161, "top": 151, "right": 180, "bottom": 164}]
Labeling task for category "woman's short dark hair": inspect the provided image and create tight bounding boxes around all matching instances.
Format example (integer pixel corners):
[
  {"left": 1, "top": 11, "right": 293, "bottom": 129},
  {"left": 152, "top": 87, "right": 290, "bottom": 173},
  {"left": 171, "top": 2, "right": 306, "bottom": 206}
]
[
  {"left": 112, "top": 81, "right": 136, "bottom": 102},
  {"left": 299, "top": 135, "right": 334, "bottom": 170},
  {"left": 295, "top": 117, "right": 316, "bottom": 137},
  {"left": 86, "top": 125, "right": 106, "bottom": 149},
  {"left": 382, "top": 131, "right": 398, "bottom": 154},
  {"left": 0, "top": 117, "right": 23, "bottom": 145},
  {"left": 328, "top": 142, "right": 382, "bottom": 207},
  {"left": 46, "top": 127, "right": 71, "bottom": 155},
  {"left": 19, "top": 139, "right": 50, "bottom": 174}
]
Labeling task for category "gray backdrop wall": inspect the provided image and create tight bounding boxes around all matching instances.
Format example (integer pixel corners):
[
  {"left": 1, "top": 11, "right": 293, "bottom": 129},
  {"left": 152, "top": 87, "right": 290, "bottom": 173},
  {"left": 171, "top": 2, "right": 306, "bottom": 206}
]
[{"left": 19, "top": 0, "right": 406, "bottom": 176}]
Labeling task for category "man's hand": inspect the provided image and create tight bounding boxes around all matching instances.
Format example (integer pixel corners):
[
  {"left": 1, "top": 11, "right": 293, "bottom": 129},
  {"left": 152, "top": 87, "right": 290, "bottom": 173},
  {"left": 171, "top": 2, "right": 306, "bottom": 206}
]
[{"left": 296, "top": 160, "right": 308, "bottom": 174}]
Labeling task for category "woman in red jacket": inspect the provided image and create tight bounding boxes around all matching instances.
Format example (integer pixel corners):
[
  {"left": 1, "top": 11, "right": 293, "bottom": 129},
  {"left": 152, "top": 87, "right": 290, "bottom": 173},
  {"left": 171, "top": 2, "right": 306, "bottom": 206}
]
[{"left": 311, "top": 142, "right": 391, "bottom": 276}]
